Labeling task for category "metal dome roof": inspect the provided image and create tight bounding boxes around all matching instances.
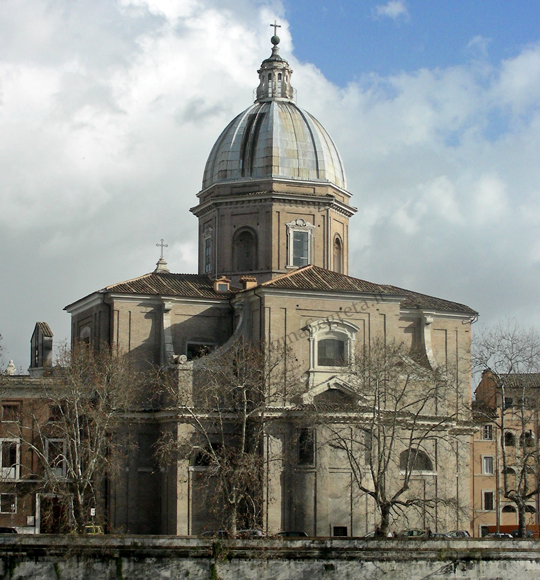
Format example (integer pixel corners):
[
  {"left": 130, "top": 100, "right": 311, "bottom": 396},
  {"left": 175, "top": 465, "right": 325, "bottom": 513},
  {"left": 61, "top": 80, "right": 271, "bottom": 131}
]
[
  {"left": 202, "top": 100, "right": 347, "bottom": 191},
  {"left": 201, "top": 38, "right": 347, "bottom": 192}
]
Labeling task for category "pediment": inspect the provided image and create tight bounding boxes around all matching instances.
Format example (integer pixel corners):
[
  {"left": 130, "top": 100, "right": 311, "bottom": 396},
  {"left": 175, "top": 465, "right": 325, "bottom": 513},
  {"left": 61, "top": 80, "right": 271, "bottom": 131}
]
[{"left": 301, "top": 377, "right": 363, "bottom": 405}]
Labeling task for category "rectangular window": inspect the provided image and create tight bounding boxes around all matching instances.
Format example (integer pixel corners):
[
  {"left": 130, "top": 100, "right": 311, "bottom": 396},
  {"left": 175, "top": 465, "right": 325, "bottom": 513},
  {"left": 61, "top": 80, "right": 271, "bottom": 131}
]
[
  {"left": 483, "top": 491, "right": 495, "bottom": 511},
  {"left": 318, "top": 339, "right": 346, "bottom": 367},
  {"left": 204, "top": 238, "right": 212, "bottom": 273},
  {"left": 46, "top": 439, "right": 66, "bottom": 478},
  {"left": 1, "top": 404, "right": 20, "bottom": 423},
  {"left": 504, "top": 397, "right": 513, "bottom": 410},
  {"left": 483, "top": 456, "right": 494, "bottom": 475},
  {"left": 297, "top": 428, "right": 315, "bottom": 466},
  {"left": 0, "top": 439, "right": 19, "bottom": 480},
  {"left": 292, "top": 231, "right": 309, "bottom": 267},
  {"left": 333, "top": 526, "right": 348, "bottom": 537},
  {"left": 482, "top": 425, "right": 493, "bottom": 440},
  {"left": 0, "top": 494, "right": 16, "bottom": 514}
]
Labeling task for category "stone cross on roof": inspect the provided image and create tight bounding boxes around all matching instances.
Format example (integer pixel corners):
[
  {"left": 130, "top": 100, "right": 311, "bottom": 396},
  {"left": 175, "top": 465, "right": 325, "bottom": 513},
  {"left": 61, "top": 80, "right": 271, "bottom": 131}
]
[
  {"left": 156, "top": 238, "right": 168, "bottom": 259},
  {"left": 270, "top": 20, "right": 281, "bottom": 36},
  {"left": 154, "top": 239, "right": 170, "bottom": 273}
]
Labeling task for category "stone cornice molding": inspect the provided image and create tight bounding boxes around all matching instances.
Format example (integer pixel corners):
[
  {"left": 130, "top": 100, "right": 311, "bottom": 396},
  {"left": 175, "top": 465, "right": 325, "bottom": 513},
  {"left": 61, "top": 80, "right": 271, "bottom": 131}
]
[{"left": 191, "top": 191, "right": 357, "bottom": 219}]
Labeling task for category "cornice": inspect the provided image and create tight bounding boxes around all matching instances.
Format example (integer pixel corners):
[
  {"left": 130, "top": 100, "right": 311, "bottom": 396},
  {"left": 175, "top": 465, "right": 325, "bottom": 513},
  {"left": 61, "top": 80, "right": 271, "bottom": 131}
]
[{"left": 191, "top": 191, "right": 357, "bottom": 218}]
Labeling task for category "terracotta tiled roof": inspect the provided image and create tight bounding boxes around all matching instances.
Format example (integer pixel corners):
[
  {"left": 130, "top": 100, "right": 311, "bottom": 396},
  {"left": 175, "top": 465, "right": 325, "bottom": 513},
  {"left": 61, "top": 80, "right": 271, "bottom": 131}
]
[
  {"left": 384, "top": 285, "right": 477, "bottom": 315},
  {"left": 506, "top": 373, "right": 540, "bottom": 388},
  {"left": 97, "top": 265, "right": 476, "bottom": 314},
  {"left": 105, "top": 273, "right": 234, "bottom": 299},
  {"left": 261, "top": 265, "right": 477, "bottom": 315}
]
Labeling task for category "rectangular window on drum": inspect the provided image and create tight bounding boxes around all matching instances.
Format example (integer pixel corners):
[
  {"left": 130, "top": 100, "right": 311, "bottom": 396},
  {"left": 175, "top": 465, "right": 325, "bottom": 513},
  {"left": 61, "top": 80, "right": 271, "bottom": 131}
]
[
  {"left": 204, "top": 238, "right": 212, "bottom": 273},
  {"left": 292, "top": 231, "right": 309, "bottom": 267}
]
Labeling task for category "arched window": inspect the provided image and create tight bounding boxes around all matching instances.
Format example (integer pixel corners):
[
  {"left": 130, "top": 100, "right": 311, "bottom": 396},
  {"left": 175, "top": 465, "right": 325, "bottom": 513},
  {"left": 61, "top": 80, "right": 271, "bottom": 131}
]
[
  {"left": 277, "top": 72, "right": 282, "bottom": 95},
  {"left": 79, "top": 326, "right": 91, "bottom": 345},
  {"left": 333, "top": 236, "right": 343, "bottom": 274},
  {"left": 504, "top": 431, "right": 516, "bottom": 447},
  {"left": 399, "top": 449, "right": 434, "bottom": 472},
  {"left": 268, "top": 73, "right": 272, "bottom": 97},
  {"left": 503, "top": 466, "right": 516, "bottom": 476},
  {"left": 307, "top": 318, "right": 359, "bottom": 373},
  {"left": 233, "top": 229, "right": 257, "bottom": 272},
  {"left": 525, "top": 505, "right": 537, "bottom": 513},
  {"left": 521, "top": 430, "right": 535, "bottom": 448},
  {"left": 502, "top": 505, "right": 516, "bottom": 513}
]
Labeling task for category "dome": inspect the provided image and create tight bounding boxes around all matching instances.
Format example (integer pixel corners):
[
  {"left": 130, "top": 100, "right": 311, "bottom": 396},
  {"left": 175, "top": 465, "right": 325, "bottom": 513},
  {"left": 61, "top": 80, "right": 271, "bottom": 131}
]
[
  {"left": 201, "top": 38, "right": 347, "bottom": 191},
  {"left": 202, "top": 101, "right": 347, "bottom": 191}
]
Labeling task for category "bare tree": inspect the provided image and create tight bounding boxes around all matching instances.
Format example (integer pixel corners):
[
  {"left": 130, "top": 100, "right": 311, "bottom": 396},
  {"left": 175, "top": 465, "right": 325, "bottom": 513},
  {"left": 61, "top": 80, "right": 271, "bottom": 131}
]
[
  {"left": 473, "top": 319, "right": 540, "bottom": 538},
  {"left": 13, "top": 343, "right": 143, "bottom": 532},
  {"left": 157, "top": 339, "right": 300, "bottom": 536},
  {"left": 313, "top": 338, "right": 463, "bottom": 537}
]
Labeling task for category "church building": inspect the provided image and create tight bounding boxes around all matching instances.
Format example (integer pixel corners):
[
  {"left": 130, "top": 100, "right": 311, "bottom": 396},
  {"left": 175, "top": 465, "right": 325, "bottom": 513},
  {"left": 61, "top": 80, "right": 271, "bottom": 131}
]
[{"left": 61, "top": 33, "right": 477, "bottom": 537}]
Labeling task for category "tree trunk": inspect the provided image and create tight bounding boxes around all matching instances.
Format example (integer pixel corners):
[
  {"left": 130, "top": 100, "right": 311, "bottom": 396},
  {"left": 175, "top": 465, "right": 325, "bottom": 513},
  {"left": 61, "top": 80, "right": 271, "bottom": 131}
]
[
  {"left": 229, "top": 502, "right": 238, "bottom": 537},
  {"left": 518, "top": 504, "right": 527, "bottom": 538},
  {"left": 378, "top": 504, "right": 391, "bottom": 537}
]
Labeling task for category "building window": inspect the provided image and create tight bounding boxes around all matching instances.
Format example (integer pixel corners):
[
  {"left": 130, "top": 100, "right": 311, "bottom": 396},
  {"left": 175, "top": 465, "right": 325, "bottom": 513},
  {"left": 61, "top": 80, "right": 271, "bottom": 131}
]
[
  {"left": 0, "top": 494, "right": 16, "bottom": 514},
  {"left": 318, "top": 338, "right": 346, "bottom": 367},
  {"left": 333, "top": 526, "right": 348, "bottom": 537},
  {"left": 502, "top": 504, "right": 516, "bottom": 513},
  {"left": 504, "top": 431, "right": 516, "bottom": 447},
  {"left": 307, "top": 318, "right": 359, "bottom": 374},
  {"left": 79, "top": 325, "right": 91, "bottom": 345},
  {"left": 400, "top": 449, "right": 434, "bottom": 473},
  {"left": 333, "top": 236, "right": 343, "bottom": 274},
  {"left": 233, "top": 228, "right": 257, "bottom": 272},
  {"left": 483, "top": 456, "right": 494, "bottom": 475},
  {"left": 46, "top": 439, "right": 67, "bottom": 479},
  {"left": 286, "top": 219, "right": 314, "bottom": 268},
  {"left": 483, "top": 491, "right": 495, "bottom": 511},
  {"left": 504, "top": 397, "right": 513, "bottom": 410},
  {"left": 297, "top": 428, "right": 315, "bottom": 466},
  {"left": 0, "top": 439, "right": 19, "bottom": 480},
  {"left": 521, "top": 430, "right": 535, "bottom": 447},
  {"left": 482, "top": 425, "right": 493, "bottom": 440},
  {"left": 293, "top": 231, "right": 309, "bottom": 267},
  {"left": 1, "top": 403, "right": 20, "bottom": 423},
  {"left": 186, "top": 343, "right": 216, "bottom": 361},
  {"left": 204, "top": 238, "right": 212, "bottom": 273}
]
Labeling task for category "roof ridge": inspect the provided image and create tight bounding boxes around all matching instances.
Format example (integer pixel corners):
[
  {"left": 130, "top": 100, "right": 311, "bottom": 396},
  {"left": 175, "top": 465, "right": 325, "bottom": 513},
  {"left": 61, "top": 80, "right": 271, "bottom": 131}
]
[
  {"left": 105, "top": 272, "right": 154, "bottom": 290},
  {"left": 259, "top": 264, "right": 315, "bottom": 286}
]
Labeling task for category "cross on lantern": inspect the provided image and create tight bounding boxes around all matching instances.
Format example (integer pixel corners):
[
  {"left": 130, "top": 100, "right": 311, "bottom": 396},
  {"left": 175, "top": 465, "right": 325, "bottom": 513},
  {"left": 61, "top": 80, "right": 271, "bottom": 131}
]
[
  {"left": 156, "top": 239, "right": 168, "bottom": 259},
  {"left": 270, "top": 20, "right": 281, "bottom": 36}
]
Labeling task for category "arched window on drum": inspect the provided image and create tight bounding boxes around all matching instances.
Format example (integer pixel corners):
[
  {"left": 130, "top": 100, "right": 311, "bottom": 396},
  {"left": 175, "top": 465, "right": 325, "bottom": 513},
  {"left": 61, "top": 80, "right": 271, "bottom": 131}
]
[
  {"left": 233, "top": 228, "right": 258, "bottom": 272},
  {"left": 333, "top": 235, "right": 343, "bottom": 274}
]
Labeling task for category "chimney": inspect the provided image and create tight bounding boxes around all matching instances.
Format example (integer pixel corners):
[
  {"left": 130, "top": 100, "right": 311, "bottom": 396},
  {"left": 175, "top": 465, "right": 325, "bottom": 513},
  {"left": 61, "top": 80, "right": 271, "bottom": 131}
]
[
  {"left": 240, "top": 276, "right": 258, "bottom": 290},
  {"left": 213, "top": 276, "right": 231, "bottom": 293}
]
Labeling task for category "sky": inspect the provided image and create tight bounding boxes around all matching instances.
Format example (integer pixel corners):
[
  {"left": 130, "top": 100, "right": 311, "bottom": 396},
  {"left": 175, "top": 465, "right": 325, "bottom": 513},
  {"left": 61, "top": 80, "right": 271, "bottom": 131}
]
[{"left": 2, "top": 0, "right": 540, "bottom": 371}]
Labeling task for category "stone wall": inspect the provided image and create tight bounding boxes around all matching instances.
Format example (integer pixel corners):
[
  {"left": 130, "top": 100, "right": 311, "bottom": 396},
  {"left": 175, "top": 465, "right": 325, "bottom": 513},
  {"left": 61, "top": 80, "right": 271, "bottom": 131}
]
[{"left": 0, "top": 536, "right": 539, "bottom": 580}]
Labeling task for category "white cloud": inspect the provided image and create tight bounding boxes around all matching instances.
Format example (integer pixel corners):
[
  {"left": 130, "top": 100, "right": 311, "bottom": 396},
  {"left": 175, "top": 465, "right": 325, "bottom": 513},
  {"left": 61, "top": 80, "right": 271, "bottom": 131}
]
[
  {"left": 467, "top": 35, "right": 491, "bottom": 59},
  {"left": 2, "top": 0, "right": 540, "bottom": 372},
  {"left": 373, "top": 1, "right": 409, "bottom": 21}
]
